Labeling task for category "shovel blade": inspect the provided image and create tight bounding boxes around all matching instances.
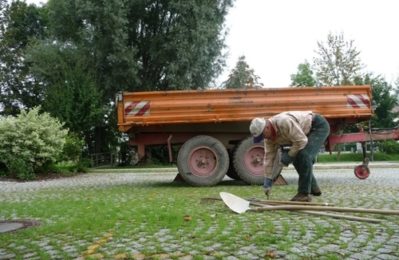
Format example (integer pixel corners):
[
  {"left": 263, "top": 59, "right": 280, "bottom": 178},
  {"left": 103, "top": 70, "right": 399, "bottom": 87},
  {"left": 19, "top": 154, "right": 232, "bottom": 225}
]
[{"left": 220, "top": 192, "right": 250, "bottom": 214}]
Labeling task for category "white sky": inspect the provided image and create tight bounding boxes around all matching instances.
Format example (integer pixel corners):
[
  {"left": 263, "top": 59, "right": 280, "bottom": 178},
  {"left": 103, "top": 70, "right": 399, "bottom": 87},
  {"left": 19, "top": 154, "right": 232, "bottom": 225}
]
[
  {"left": 24, "top": 0, "right": 399, "bottom": 88},
  {"left": 217, "top": 0, "right": 399, "bottom": 88}
]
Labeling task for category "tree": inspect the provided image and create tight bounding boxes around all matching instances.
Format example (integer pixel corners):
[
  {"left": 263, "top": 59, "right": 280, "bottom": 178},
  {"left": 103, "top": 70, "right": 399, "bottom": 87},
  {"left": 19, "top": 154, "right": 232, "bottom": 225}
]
[
  {"left": 28, "top": 0, "right": 234, "bottom": 154},
  {"left": 223, "top": 55, "right": 263, "bottom": 89},
  {"left": 26, "top": 41, "right": 105, "bottom": 153},
  {"left": 0, "top": 1, "right": 47, "bottom": 115},
  {"left": 354, "top": 74, "right": 398, "bottom": 128},
  {"left": 46, "top": 0, "right": 233, "bottom": 94},
  {"left": 313, "top": 33, "right": 362, "bottom": 86},
  {"left": 0, "top": 0, "right": 6, "bottom": 31},
  {"left": 128, "top": 0, "right": 234, "bottom": 91},
  {"left": 47, "top": 0, "right": 139, "bottom": 100},
  {"left": 54, "top": 0, "right": 233, "bottom": 152},
  {"left": 290, "top": 61, "right": 316, "bottom": 87}
]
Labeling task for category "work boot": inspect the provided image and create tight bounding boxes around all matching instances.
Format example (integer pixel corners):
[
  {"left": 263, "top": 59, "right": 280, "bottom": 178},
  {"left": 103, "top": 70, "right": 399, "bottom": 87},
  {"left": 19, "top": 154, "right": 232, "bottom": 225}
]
[
  {"left": 311, "top": 187, "right": 322, "bottom": 196},
  {"left": 291, "top": 193, "right": 312, "bottom": 202}
]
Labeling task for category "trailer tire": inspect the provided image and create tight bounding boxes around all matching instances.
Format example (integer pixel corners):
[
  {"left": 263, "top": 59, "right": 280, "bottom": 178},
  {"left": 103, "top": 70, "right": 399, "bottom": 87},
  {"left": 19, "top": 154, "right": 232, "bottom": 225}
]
[
  {"left": 354, "top": 165, "right": 370, "bottom": 179},
  {"left": 234, "top": 137, "right": 264, "bottom": 185},
  {"left": 177, "top": 135, "right": 229, "bottom": 186}
]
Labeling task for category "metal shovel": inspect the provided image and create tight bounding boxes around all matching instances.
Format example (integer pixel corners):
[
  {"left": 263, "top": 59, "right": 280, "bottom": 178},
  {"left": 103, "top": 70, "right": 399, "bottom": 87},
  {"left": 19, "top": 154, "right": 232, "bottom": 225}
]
[{"left": 219, "top": 192, "right": 383, "bottom": 223}]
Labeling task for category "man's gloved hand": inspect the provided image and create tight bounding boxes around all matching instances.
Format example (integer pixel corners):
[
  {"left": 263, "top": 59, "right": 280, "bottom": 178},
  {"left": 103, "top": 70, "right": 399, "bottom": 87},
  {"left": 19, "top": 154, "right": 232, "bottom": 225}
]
[
  {"left": 263, "top": 178, "right": 273, "bottom": 198},
  {"left": 280, "top": 151, "right": 294, "bottom": 166}
]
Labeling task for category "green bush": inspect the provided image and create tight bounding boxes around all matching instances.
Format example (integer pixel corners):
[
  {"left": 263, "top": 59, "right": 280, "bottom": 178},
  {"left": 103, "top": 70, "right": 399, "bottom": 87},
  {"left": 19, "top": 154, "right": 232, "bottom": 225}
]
[
  {"left": 8, "top": 158, "right": 35, "bottom": 180},
  {"left": 379, "top": 140, "right": 399, "bottom": 154},
  {"left": 0, "top": 162, "right": 7, "bottom": 177},
  {"left": 55, "top": 160, "right": 89, "bottom": 173},
  {"left": 61, "top": 133, "right": 85, "bottom": 162},
  {"left": 0, "top": 107, "right": 68, "bottom": 180}
]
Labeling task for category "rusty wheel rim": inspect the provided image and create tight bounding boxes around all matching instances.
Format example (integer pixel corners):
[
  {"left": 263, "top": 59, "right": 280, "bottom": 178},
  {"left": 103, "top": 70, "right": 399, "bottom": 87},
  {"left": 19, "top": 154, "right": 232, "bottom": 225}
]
[
  {"left": 188, "top": 146, "right": 218, "bottom": 177},
  {"left": 354, "top": 165, "right": 370, "bottom": 179},
  {"left": 243, "top": 146, "right": 264, "bottom": 176}
]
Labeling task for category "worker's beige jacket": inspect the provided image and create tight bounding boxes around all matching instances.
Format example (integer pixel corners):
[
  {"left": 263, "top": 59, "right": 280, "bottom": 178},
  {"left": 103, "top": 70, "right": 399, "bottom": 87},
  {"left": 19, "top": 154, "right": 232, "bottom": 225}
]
[{"left": 264, "top": 111, "right": 313, "bottom": 178}]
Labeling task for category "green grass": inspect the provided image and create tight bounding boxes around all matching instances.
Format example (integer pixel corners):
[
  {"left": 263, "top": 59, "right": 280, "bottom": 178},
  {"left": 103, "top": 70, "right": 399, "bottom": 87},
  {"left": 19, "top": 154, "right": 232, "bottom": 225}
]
[
  {"left": 317, "top": 151, "right": 399, "bottom": 162},
  {"left": 0, "top": 181, "right": 303, "bottom": 258},
  {"left": 1, "top": 171, "right": 398, "bottom": 259}
]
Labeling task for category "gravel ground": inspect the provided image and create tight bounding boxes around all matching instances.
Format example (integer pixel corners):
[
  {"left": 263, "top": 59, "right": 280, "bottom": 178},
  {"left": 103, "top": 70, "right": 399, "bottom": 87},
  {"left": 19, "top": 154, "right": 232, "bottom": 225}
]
[{"left": 1, "top": 164, "right": 399, "bottom": 259}]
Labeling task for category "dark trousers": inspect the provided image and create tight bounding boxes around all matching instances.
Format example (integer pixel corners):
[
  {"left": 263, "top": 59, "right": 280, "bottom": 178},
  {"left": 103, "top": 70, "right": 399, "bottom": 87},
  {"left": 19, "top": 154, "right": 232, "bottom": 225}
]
[{"left": 293, "top": 114, "right": 330, "bottom": 194}]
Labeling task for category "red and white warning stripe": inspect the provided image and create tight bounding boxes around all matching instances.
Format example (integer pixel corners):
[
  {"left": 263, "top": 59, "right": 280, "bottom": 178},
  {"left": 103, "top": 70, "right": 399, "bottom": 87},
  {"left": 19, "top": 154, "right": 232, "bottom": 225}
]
[
  {"left": 347, "top": 94, "right": 370, "bottom": 108},
  {"left": 124, "top": 101, "right": 150, "bottom": 116}
]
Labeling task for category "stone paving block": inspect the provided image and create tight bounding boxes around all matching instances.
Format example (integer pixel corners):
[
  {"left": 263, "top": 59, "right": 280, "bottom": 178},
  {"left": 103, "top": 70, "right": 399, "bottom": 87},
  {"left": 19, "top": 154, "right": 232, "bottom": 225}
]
[
  {"left": 0, "top": 254, "right": 16, "bottom": 260},
  {"left": 377, "top": 247, "right": 394, "bottom": 254},
  {"left": 376, "top": 254, "right": 398, "bottom": 260},
  {"left": 22, "top": 252, "right": 37, "bottom": 258},
  {"left": 347, "top": 253, "right": 365, "bottom": 260},
  {"left": 316, "top": 243, "right": 340, "bottom": 254}
]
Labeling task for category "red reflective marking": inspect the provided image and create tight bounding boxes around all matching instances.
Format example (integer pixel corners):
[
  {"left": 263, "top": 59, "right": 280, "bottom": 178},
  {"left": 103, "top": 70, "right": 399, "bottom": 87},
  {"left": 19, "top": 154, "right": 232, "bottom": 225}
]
[
  {"left": 124, "top": 102, "right": 135, "bottom": 114},
  {"left": 136, "top": 102, "right": 150, "bottom": 116},
  {"left": 358, "top": 95, "right": 370, "bottom": 107},
  {"left": 347, "top": 97, "right": 360, "bottom": 108},
  {"left": 347, "top": 95, "right": 370, "bottom": 108}
]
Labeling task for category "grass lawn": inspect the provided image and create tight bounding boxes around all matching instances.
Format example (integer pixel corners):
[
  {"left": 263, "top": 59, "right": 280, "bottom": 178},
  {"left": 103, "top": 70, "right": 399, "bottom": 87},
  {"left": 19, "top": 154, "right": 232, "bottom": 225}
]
[
  {"left": 317, "top": 152, "right": 399, "bottom": 162},
  {"left": 1, "top": 167, "right": 398, "bottom": 259},
  {"left": 1, "top": 178, "right": 301, "bottom": 259}
]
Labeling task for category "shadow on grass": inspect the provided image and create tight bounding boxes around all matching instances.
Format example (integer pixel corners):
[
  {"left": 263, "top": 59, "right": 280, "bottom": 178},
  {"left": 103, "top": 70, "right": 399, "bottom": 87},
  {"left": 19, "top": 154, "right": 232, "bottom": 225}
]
[
  {"left": 150, "top": 178, "right": 251, "bottom": 188},
  {"left": 148, "top": 175, "right": 300, "bottom": 188}
]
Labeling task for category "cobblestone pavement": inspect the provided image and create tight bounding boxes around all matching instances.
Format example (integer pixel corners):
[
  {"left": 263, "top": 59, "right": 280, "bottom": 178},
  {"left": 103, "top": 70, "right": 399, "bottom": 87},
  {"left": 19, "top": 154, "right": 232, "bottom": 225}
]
[
  {"left": 0, "top": 169, "right": 176, "bottom": 193},
  {"left": 1, "top": 165, "right": 399, "bottom": 259}
]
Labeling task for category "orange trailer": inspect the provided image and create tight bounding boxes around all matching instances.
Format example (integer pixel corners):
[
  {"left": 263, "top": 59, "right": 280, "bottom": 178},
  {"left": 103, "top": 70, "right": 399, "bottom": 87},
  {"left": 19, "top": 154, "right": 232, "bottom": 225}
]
[{"left": 116, "top": 85, "right": 376, "bottom": 186}]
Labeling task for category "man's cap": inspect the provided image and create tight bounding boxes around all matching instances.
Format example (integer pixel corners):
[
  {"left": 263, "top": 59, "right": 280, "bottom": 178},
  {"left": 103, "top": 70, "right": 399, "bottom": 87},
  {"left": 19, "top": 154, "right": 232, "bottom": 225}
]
[{"left": 249, "top": 117, "right": 266, "bottom": 143}]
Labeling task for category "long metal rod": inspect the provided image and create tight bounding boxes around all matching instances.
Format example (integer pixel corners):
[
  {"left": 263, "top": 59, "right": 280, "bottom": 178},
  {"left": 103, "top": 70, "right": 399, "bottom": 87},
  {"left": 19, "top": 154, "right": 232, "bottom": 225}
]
[
  {"left": 248, "top": 201, "right": 381, "bottom": 223},
  {"left": 249, "top": 205, "right": 399, "bottom": 215},
  {"left": 249, "top": 198, "right": 335, "bottom": 206},
  {"left": 202, "top": 197, "right": 334, "bottom": 206},
  {"left": 297, "top": 210, "right": 381, "bottom": 223},
  {"left": 205, "top": 196, "right": 381, "bottom": 223},
  {"left": 209, "top": 197, "right": 388, "bottom": 223}
]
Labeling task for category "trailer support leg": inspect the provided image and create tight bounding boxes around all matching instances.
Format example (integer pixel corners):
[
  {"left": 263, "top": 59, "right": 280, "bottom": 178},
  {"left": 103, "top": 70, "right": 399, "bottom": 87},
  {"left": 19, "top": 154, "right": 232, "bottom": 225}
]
[
  {"left": 167, "top": 134, "right": 173, "bottom": 163},
  {"left": 361, "top": 141, "right": 367, "bottom": 159},
  {"left": 137, "top": 144, "right": 146, "bottom": 162}
]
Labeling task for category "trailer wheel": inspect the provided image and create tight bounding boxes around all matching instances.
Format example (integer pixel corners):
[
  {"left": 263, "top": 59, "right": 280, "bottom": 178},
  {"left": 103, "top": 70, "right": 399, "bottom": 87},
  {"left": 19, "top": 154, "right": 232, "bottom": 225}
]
[
  {"left": 354, "top": 165, "right": 370, "bottom": 179},
  {"left": 234, "top": 137, "right": 264, "bottom": 185},
  {"left": 177, "top": 135, "right": 229, "bottom": 186}
]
